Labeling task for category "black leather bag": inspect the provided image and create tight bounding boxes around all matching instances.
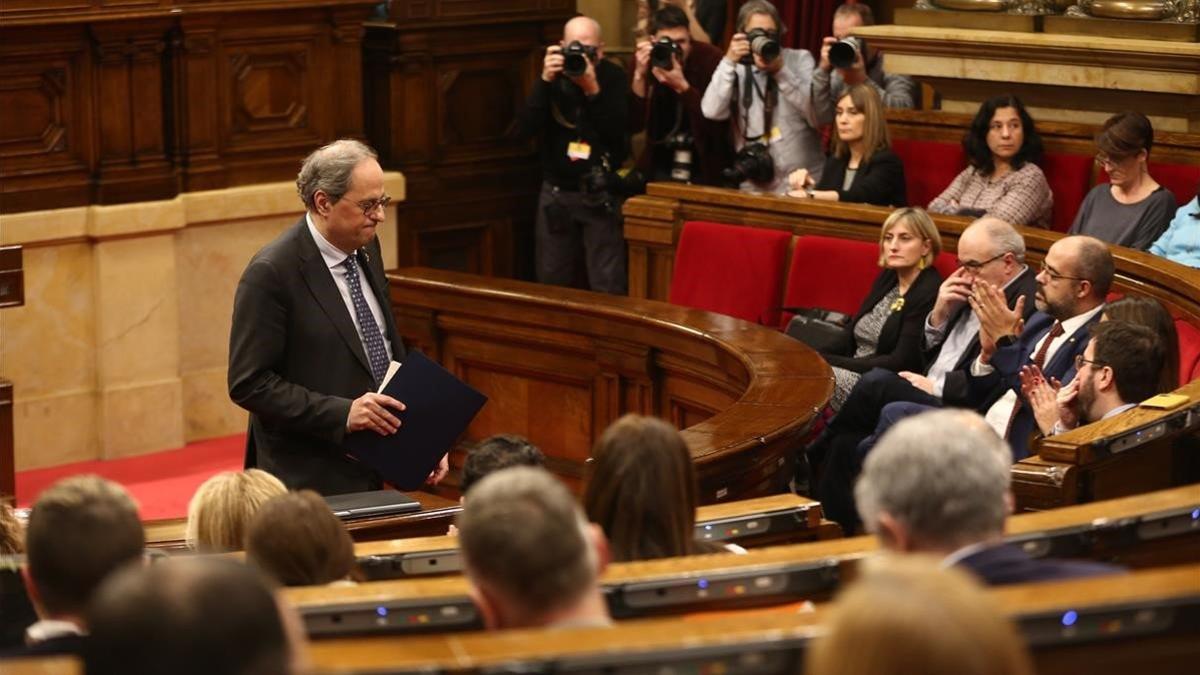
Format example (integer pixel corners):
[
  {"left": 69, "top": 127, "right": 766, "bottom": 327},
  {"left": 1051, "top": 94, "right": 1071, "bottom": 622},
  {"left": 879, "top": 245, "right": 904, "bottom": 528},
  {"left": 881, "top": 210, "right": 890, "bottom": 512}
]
[{"left": 783, "top": 307, "right": 852, "bottom": 355}]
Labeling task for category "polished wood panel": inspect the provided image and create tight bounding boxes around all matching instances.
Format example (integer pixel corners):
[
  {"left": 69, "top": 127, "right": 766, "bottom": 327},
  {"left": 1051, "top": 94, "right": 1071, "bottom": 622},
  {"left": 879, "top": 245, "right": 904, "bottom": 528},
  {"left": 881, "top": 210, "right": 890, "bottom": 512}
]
[
  {"left": 387, "top": 268, "right": 832, "bottom": 502},
  {"left": 0, "top": 1, "right": 377, "bottom": 214}
]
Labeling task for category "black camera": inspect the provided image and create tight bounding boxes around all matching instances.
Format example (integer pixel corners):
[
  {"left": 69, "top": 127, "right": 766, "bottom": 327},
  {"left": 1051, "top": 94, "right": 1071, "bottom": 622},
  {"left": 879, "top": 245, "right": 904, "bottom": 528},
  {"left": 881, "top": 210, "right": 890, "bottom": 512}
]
[
  {"left": 562, "top": 41, "right": 598, "bottom": 78},
  {"left": 740, "top": 28, "right": 781, "bottom": 66},
  {"left": 664, "top": 133, "right": 695, "bottom": 183},
  {"left": 722, "top": 142, "right": 774, "bottom": 186},
  {"left": 829, "top": 36, "right": 865, "bottom": 70},
  {"left": 581, "top": 164, "right": 646, "bottom": 207},
  {"left": 650, "top": 36, "right": 682, "bottom": 70}
]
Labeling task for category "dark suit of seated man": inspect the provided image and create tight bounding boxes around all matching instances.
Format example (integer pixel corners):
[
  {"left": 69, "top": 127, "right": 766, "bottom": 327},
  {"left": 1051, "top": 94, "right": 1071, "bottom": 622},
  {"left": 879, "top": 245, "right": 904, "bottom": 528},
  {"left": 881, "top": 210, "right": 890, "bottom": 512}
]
[
  {"left": 858, "top": 235, "right": 1115, "bottom": 467},
  {"left": 855, "top": 409, "right": 1121, "bottom": 586},
  {"left": 814, "top": 218, "right": 1036, "bottom": 531},
  {"left": 228, "top": 139, "right": 447, "bottom": 495}
]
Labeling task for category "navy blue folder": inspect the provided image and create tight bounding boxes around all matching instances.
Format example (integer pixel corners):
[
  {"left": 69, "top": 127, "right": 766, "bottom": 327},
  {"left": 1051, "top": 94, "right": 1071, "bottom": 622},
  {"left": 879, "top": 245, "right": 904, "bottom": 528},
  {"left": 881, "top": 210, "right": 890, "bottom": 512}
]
[{"left": 343, "top": 351, "right": 488, "bottom": 490}]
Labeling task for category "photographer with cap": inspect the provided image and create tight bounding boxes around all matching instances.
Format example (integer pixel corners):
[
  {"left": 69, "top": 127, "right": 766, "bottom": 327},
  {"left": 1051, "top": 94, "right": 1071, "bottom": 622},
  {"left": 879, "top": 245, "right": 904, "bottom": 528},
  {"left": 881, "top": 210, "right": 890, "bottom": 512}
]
[
  {"left": 813, "top": 3, "right": 917, "bottom": 113},
  {"left": 700, "top": 0, "right": 831, "bottom": 195},
  {"left": 631, "top": 5, "right": 730, "bottom": 186},
  {"left": 516, "top": 15, "right": 630, "bottom": 295}
]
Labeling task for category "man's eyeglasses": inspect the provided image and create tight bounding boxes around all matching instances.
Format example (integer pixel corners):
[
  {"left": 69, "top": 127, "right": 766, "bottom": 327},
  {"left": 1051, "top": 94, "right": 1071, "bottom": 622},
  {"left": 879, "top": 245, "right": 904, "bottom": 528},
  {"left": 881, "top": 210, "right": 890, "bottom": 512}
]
[
  {"left": 957, "top": 252, "right": 1005, "bottom": 271},
  {"left": 354, "top": 195, "right": 392, "bottom": 216},
  {"left": 1039, "top": 262, "right": 1088, "bottom": 283},
  {"left": 1075, "top": 354, "right": 1107, "bottom": 371}
]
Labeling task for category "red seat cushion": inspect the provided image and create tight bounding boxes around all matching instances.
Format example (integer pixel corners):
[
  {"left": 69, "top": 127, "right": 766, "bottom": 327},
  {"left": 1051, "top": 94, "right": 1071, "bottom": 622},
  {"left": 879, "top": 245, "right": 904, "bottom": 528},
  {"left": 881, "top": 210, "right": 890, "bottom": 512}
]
[
  {"left": 892, "top": 138, "right": 966, "bottom": 209},
  {"left": 1101, "top": 162, "right": 1200, "bottom": 208},
  {"left": 1175, "top": 319, "right": 1200, "bottom": 385},
  {"left": 781, "top": 235, "right": 881, "bottom": 325},
  {"left": 668, "top": 221, "right": 792, "bottom": 326},
  {"left": 1043, "top": 153, "right": 1094, "bottom": 232}
]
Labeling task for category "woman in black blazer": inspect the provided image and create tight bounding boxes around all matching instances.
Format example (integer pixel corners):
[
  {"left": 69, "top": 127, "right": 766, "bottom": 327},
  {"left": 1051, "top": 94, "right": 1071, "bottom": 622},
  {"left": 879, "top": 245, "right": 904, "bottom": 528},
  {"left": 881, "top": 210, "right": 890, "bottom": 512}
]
[
  {"left": 820, "top": 207, "right": 942, "bottom": 412},
  {"left": 787, "top": 83, "right": 906, "bottom": 207}
]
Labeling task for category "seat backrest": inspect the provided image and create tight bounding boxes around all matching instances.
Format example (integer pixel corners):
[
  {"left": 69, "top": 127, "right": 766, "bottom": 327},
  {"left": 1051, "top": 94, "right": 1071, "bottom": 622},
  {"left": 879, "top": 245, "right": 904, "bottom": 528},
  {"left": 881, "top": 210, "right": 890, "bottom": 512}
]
[
  {"left": 781, "top": 235, "right": 880, "bottom": 324},
  {"left": 933, "top": 251, "right": 957, "bottom": 281},
  {"left": 668, "top": 221, "right": 792, "bottom": 326},
  {"left": 1042, "top": 153, "right": 1094, "bottom": 232},
  {"left": 891, "top": 137, "right": 966, "bottom": 208},
  {"left": 1175, "top": 319, "right": 1200, "bottom": 385}
]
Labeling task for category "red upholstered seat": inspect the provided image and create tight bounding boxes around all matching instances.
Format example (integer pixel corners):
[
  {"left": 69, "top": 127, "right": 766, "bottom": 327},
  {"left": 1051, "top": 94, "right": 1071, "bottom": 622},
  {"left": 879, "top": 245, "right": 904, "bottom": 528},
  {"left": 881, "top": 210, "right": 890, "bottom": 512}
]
[
  {"left": 1101, "top": 162, "right": 1200, "bottom": 208},
  {"left": 1043, "top": 153, "right": 1094, "bottom": 232},
  {"left": 1175, "top": 319, "right": 1200, "bottom": 385},
  {"left": 668, "top": 221, "right": 792, "bottom": 326},
  {"left": 933, "top": 251, "right": 957, "bottom": 280},
  {"left": 780, "top": 235, "right": 881, "bottom": 326},
  {"left": 891, "top": 138, "right": 966, "bottom": 209}
]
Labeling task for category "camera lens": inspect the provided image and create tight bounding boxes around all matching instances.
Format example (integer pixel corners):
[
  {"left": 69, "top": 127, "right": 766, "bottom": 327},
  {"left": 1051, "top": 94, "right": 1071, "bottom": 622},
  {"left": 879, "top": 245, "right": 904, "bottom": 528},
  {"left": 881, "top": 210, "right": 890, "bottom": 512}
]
[
  {"left": 829, "top": 39, "right": 859, "bottom": 69},
  {"left": 651, "top": 39, "right": 676, "bottom": 70}
]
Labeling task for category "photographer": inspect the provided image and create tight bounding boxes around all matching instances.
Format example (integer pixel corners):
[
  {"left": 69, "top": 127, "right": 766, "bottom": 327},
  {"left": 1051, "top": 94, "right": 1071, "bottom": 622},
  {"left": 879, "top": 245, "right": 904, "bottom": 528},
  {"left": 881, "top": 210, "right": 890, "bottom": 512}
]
[
  {"left": 631, "top": 5, "right": 731, "bottom": 186},
  {"left": 700, "top": 0, "right": 830, "bottom": 194},
  {"left": 813, "top": 3, "right": 917, "bottom": 114},
  {"left": 515, "top": 16, "right": 630, "bottom": 295}
]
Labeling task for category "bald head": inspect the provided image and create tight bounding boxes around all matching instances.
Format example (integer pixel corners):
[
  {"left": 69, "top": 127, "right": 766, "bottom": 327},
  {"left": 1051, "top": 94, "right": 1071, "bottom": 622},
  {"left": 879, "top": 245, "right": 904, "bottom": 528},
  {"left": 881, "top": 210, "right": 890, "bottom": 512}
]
[
  {"left": 564, "top": 15, "right": 602, "bottom": 47},
  {"left": 956, "top": 217, "right": 1025, "bottom": 287}
]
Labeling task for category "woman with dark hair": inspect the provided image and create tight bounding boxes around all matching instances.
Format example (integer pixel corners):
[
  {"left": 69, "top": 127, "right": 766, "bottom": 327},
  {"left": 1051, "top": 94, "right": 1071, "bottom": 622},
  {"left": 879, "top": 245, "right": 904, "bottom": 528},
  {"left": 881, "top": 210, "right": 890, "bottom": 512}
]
[
  {"left": 1150, "top": 180, "right": 1200, "bottom": 268},
  {"left": 1103, "top": 295, "right": 1180, "bottom": 392},
  {"left": 1070, "top": 112, "right": 1176, "bottom": 250},
  {"left": 929, "top": 95, "right": 1052, "bottom": 228},
  {"left": 245, "top": 490, "right": 360, "bottom": 587},
  {"left": 787, "top": 83, "right": 906, "bottom": 207},
  {"left": 583, "top": 414, "right": 730, "bottom": 562}
]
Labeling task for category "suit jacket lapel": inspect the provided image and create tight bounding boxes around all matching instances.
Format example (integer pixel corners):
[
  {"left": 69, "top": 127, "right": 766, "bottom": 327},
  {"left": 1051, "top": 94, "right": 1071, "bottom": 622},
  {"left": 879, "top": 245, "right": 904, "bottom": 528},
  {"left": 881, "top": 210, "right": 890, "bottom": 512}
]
[{"left": 296, "top": 221, "right": 374, "bottom": 378}]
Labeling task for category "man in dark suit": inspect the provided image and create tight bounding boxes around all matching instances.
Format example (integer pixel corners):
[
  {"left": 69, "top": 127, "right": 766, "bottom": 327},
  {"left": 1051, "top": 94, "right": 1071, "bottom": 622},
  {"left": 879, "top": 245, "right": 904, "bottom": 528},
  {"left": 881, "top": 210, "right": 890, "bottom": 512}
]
[
  {"left": 855, "top": 409, "right": 1121, "bottom": 587},
  {"left": 228, "top": 139, "right": 447, "bottom": 494}
]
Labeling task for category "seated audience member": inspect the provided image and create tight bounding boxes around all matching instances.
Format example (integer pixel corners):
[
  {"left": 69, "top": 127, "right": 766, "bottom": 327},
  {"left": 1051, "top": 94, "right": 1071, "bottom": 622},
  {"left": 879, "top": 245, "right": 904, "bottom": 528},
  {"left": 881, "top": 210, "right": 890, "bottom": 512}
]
[
  {"left": 820, "top": 207, "right": 942, "bottom": 412},
  {"left": 929, "top": 95, "right": 1052, "bottom": 228},
  {"left": 812, "top": 2, "right": 916, "bottom": 111},
  {"left": 583, "top": 414, "right": 731, "bottom": 562},
  {"left": 186, "top": 468, "right": 287, "bottom": 553},
  {"left": 245, "top": 491, "right": 358, "bottom": 588},
  {"left": 461, "top": 434, "right": 545, "bottom": 495},
  {"left": 85, "top": 558, "right": 300, "bottom": 675},
  {"left": 8, "top": 476, "right": 144, "bottom": 658},
  {"left": 866, "top": 235, "right": 1114, "bottom": 463},
  {"left": 458, "top": 467, "right": 611, "bottom": 630},
  {"left": 806, "top": 556, "right": 1034, "bottom": 675},
  {"left": 812, "top": 218, "right": 1035, "bottom": 531},
  {"left": 701, "top": 0, "right": 831, "bottom": 194},
  {"left": 1070, "top": 112, "right": 1175, "bottom": 250},
  {"left": 787, "top": 83, "right": 905, "bottom": 206},
  {"left": 0, "top": 500, "right": 20, "bottom": 555},
  {"left": 1151, "top": 182, "right": 1200, "bottom": 268},
  {"left": 1102, "top": 295, "right": 1180, "bottom": 391},
  {"left": 855, "top": 409, "right": 1122, "bottom": 586},
  {"left": 631, "top": 5, "right": 731, "bottom": 186},
  {"left": 1023, "top": 321, "right": 1164, "bottom": 437}
]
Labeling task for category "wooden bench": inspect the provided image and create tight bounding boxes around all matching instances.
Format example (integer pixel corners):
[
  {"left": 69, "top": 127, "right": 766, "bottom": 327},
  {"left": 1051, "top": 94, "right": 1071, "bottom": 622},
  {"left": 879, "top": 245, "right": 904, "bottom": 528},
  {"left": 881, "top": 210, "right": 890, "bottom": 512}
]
[
  {"left": 300, "top": 563, "right": 1200, "bottom": 675},
  {"left": 282, "top": 484, "right": 1200, "bottom": 638}
]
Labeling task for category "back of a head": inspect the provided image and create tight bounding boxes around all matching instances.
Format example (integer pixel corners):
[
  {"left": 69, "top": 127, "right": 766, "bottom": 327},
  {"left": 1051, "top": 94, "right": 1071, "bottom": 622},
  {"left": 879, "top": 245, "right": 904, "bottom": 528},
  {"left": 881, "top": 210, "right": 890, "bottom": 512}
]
[
  {"left": 85, "top": 557, "right": 290, "bottom": 675},
  {"left": 1104, "top": 295, "right": 1179, "bottom": 392},
  {"left": 458, "top": 467, "right": 595, "bottom": 620},
  {"left": 583, "top": 414, "right": 699, "bottom": 562},
  {"left": 806, "top": 555, "right": 1033, "bottom": 675},
  {"left": 855, "top": 410, "right": 1011, "bottom": 552},
  {"left": 186, "top": 469, "right": 288, "bottom": 553},
  {"left": 460, "top": 434, "right": 545, "bottom": 495},
  {"left": 26, "top": 475, "right": 144, "bottom": 616},
  {"left": 245, "top": 490, "right": 356, "bottom": 587}
]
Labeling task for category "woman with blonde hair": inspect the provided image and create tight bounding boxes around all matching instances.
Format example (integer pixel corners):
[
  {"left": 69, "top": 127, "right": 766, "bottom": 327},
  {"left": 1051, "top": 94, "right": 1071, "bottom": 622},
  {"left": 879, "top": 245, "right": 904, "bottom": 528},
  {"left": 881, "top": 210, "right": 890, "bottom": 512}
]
[
  {"left": 819, "top": 207, "right": 943, "bottom": 412},
  {"left": 807, "top": 555, "right": 1034, "bottom": 675},
  {"left": 185, "top": 469, "right": 287, "bottom": 552},
  {"left": 788, "top": 83, "right": 906, "bottom": 207}
]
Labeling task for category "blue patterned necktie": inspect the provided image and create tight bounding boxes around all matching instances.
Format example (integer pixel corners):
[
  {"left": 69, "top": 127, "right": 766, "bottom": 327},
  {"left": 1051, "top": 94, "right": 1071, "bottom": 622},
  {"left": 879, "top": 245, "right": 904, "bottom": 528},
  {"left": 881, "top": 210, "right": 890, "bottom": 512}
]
[{"left": 341, "top": 254, "right": 389, "bottom": 386}]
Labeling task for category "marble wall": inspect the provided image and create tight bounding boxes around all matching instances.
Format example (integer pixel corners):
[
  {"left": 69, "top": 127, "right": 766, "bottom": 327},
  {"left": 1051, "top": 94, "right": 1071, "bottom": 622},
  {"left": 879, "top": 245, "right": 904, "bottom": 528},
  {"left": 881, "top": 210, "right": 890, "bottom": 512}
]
[{"left": 0, "top": 174, "right": 405, "bottom": 470}]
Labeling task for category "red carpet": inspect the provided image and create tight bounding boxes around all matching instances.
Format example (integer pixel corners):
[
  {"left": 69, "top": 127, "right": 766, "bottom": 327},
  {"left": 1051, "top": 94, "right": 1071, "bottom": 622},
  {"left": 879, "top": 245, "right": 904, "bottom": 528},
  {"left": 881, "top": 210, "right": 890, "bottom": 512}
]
[{"left": 15, "top": 434, "right": 245, "bottom": 521}]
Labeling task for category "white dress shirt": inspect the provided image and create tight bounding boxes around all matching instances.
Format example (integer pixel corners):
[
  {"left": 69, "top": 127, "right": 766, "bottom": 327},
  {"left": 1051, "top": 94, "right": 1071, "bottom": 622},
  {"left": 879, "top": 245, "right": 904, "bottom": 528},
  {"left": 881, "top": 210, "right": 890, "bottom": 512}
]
[{"left": 306, "top": 212, "right": 393, "bottom": 362}]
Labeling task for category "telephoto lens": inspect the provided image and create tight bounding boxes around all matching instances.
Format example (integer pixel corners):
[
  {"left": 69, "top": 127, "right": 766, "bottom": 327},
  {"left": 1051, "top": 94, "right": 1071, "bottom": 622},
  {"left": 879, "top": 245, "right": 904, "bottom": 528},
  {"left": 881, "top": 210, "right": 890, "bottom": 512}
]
[{"left": 829, "top": 37, "right": 862, "bottom": 70}]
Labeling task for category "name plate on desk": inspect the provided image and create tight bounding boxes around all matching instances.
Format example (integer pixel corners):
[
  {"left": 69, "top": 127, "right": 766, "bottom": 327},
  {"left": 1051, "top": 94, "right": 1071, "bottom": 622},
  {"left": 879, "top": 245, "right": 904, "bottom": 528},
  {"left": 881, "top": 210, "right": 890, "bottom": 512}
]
[{"left": 0, "top": 246, "right": 23, "bottom": 309}]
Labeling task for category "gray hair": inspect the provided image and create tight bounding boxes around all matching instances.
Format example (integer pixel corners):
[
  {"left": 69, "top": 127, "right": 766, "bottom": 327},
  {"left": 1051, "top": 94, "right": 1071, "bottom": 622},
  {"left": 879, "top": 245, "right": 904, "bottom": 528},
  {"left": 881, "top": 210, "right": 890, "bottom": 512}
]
[
  {"left": 457, "top": 467, "right": 597, "bottom": 617},
  {"left": 296, "top": 139, "right": 378, "bottom": 210},
  {"left": 855, "top": 409, "right": 1011, "bottom": 550},
  {"left": 974, "top": 217, "right": 1026, "bottom": 264},
  {"left": 736, "top": 0, "right": 787, "bottom": 36}
]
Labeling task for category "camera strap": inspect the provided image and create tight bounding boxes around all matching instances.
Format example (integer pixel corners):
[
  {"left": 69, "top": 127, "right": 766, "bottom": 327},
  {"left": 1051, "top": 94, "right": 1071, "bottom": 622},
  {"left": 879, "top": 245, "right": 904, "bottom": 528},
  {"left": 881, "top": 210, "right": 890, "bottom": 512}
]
[{"left": 738, "top": 63, "right": 777, "bottom": 143}]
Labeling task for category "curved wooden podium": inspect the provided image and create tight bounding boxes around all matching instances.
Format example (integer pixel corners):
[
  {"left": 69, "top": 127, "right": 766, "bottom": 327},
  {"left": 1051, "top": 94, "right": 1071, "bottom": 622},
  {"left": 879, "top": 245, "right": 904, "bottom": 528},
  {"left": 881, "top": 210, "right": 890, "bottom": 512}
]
[{"left": 388, "top": 267, "right": 833, "bottom": 504}]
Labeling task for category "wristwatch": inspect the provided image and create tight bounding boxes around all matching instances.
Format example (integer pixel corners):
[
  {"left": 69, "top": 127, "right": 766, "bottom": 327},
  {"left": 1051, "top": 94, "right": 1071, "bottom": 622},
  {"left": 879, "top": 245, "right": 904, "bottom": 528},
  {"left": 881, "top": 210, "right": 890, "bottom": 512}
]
[{"left": 995, "top": 334, "right": 1018, "bottom": 349}]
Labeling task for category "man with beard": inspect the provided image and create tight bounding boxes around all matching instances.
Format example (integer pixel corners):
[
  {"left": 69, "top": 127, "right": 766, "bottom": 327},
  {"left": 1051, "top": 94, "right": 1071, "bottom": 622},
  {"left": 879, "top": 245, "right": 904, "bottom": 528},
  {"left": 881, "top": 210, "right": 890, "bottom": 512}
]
[
  {"left": 865, "top": 235, "right": 1113, "bottom": 462},
  {"left": 1021, "top": 321, "right": 1163, "bottom": 437}
]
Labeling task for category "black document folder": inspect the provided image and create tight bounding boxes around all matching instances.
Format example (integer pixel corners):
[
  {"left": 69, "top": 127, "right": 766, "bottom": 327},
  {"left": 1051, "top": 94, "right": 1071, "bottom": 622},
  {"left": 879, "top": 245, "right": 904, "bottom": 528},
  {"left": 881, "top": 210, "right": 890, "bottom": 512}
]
[{"left": 343, "top": 351, "right": 488, "bottom": 490}]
